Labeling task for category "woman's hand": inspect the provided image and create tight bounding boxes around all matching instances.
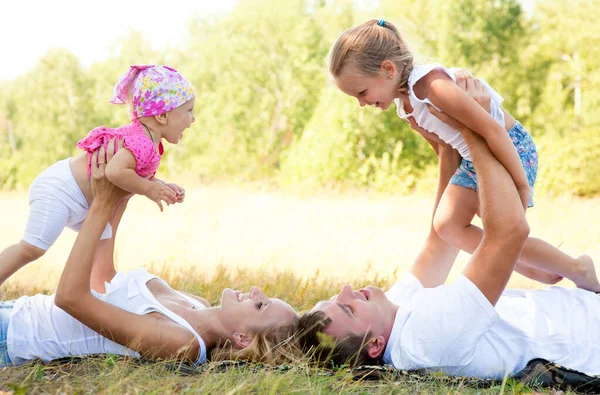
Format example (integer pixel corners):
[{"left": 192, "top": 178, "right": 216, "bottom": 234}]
[{"left": 91, "top": 143, "right": 131, "bottom": 212}]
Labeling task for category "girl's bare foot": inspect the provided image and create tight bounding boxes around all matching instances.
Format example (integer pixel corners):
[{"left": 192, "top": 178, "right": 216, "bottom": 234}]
[{"left": 571, "top": 255, "right": 600, "bottom": 292}]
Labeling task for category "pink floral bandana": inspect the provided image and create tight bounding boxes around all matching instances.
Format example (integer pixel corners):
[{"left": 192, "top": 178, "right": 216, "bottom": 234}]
[{"left": 110, "top": 65, "right": 195, "bottom": 119}]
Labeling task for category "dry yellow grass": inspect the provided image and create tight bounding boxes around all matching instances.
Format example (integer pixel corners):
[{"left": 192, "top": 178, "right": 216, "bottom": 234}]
[
  {"left": 1, "top": 185, "right": 599, "bottom": 292},
  {"left": 1, "top": 186, "right": 598, "bottom": 394}
]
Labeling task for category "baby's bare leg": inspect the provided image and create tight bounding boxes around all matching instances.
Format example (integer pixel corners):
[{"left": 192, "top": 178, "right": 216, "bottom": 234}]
[{"left": 0, "top": 241, "right": 45, "bottom": 286}]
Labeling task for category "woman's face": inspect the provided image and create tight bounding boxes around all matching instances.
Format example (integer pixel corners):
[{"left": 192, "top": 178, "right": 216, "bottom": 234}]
[{"left": 219, "top": 286, "right": 297, "bottom": 343}]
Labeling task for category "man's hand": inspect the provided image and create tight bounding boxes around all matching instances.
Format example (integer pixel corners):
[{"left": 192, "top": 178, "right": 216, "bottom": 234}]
[
  {"left": 425, "top": 69, "right": 493, "bottom": 132},
  {"left": 405, "top": 117, "right": 445, "bottom": 156},
  {"left": 453, "top": 69, "right": 491, "bottom": 113}
]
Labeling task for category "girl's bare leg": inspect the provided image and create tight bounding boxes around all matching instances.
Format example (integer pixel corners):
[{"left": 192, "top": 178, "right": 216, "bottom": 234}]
[{"left": 434, "top": 184, "right": 599, "bottom": 291}]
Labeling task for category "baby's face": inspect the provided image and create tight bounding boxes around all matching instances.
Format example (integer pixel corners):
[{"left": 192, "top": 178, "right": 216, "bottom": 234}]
[{"left": 164, "top": 97, "right": 196, "bottom": 144}]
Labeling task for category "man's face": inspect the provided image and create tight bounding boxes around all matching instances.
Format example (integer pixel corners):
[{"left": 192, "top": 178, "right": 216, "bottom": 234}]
[{"left": 312, "top": 284, "right": 396, "bottom": 342}]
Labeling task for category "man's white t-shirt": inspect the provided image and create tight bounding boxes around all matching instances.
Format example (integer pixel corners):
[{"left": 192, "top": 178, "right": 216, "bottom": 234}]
[{"left": 384, "top": 274, "right": 600, "bottom": 379}]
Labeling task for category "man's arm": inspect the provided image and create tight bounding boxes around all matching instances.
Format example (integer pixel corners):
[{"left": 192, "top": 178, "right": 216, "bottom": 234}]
[
  {"left": 409, "top": 145, "right": 461, "bottom": 287},
  {"left": 431, "top": 108, "right": 530, "bottom": 305},
  {"left": 407, "top": 69, "right": 486, "bottom": 288}
]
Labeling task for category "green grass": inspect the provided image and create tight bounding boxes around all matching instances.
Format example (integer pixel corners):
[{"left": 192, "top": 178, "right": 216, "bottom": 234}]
[
  {"left": 0, "top": 266, "right": 579, "bottom": 394},
  {"left": 1, "top": 186, "right": 598, "bottom": 393},
  {"left": 1, "top": 356, "right": 553, "bottom": 394},
  {"left": 0, "top": 356, "right": 531, "bottom": 394}
]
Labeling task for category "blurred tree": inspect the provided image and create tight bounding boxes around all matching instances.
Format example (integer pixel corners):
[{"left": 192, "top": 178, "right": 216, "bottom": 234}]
[
  {"left": 88, "top": 31, "right": 167, "bottom": 129},
  {"left": 523, "top": 0, "right": 600, "bottom": 135},
  {"left": 0, "top": 49, "right": 95, "bottom": 188},
  {"left": 176, "top": 0, "right": 329, "bottom": 179},
  {"left": 0, "top": 0, "right": 598, "bottom": 196}
]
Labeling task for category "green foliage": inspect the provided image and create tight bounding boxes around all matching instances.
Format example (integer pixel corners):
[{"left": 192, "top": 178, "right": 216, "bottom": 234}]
[
  {"left": 278, "top": 86, "right": 433, "bottom": 192},
  {"left": 175, "top": 0, "right": 329, "bottom": 179},
  {"left": 0, "top": 0, "right": 599, "bottom": 196},
  {"left": 536, "top": 128, "right": 600, "bottom": 197},
  {"left": 0, "top": 49, "right": 96, "bottom": 188}
]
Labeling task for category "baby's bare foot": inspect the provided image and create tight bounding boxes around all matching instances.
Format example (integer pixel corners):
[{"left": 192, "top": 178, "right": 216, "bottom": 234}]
[{"left": 571, "top": 255, "right": 600, "bottom": 292}]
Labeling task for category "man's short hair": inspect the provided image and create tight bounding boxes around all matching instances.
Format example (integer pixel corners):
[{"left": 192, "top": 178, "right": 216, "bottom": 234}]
[{"left": 297, "top": 310, "right": 384, "bottom": 367}]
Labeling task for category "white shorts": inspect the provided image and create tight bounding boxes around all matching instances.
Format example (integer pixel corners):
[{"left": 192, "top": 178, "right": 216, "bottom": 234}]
[{"left": 23, "top": 158, "right": 112, "bottom": 251}]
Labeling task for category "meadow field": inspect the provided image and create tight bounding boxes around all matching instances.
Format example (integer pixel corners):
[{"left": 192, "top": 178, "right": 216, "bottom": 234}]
[{"left": 1, "top": 185, "right": 599, "bottom": 393}]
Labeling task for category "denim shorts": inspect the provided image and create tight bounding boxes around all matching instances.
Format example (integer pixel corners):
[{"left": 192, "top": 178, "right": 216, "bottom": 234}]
[
  {"left": 0, "top": 300, "right": 15, "bottom": 366},
  {"left": 449, "top": 121, "right": 538, "bottom": 207}
]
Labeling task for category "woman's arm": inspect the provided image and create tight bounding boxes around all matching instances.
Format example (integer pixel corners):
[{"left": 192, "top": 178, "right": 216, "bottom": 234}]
[
  {"left": 90, "top": 196, "right": 130, "bottom": 293},
  {"left": 55, "top": 147, "right": 199, "bottom": 362},
  {"left": 106, "top": 149, "right": 177, "bottom": 211},
  {"left": 89, "top": 139, "right": 130, "bottom": 292},
  {"left": 417, "top": 70, "right": 530, "bottom": 210}
]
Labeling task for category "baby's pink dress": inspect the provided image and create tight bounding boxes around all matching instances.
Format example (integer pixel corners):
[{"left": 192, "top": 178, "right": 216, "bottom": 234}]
[{"left": 77, "top": 119, "right": 164, "bottom": 178}]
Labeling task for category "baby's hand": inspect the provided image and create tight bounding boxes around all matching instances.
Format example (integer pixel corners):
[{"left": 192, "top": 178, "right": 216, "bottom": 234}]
[
  {"left": 165, "top": 183, "right": 185, "bottom": 203},
  {"left": 144, "top": 180, "right": 177, "bottom": 211}
]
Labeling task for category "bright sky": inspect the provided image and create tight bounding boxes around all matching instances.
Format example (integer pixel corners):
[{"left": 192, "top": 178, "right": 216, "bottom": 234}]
[
  {"left": 1, "top": 0, "right": 238, "bottom": 81},
  {"left": 2, "top": 0, "right": 536, "bottom": 82}
]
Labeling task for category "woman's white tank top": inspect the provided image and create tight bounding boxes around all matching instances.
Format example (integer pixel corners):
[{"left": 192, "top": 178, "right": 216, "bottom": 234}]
[{"left": 7, "top": 268, "right": 207, "bottom": 365}]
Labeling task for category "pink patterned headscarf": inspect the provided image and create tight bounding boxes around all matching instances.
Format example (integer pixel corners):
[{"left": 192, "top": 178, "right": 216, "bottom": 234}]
[{"left": 110, "top": 65, "right": 195, "bottom": 119}]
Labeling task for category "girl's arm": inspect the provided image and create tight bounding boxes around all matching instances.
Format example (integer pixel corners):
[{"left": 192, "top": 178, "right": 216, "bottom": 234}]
[
  {"left": 417, "top": 70, "right": 530, "bottom": 210},
  {"left": 55, "top": 148, "right": 199, "bottom": 362},
  {"left": 105, "top": 148, "right": 177, "bottom": 211}
]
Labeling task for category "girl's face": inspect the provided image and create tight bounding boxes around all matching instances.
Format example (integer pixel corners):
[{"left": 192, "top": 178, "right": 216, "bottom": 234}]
[
  {"left": 164, "top": 97, "right": 196, "bottom": 144},
  {"left": 335, "top": 64, "right": 399, "bottom": 111}
]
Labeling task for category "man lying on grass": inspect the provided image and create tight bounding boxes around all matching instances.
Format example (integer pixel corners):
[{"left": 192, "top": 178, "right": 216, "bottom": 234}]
[{"left": 298, "top": 82, "right": 600, "bottom": 379}]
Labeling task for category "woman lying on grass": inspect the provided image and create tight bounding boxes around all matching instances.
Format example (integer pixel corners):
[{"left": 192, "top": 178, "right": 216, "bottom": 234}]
[{"left": 0, "top": 144, "right": 299, "bottom": 367}]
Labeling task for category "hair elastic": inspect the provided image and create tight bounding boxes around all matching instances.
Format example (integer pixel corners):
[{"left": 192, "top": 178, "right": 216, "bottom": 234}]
[{"left": 377, "top": 19, "right": 385, "bottom": 26}]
